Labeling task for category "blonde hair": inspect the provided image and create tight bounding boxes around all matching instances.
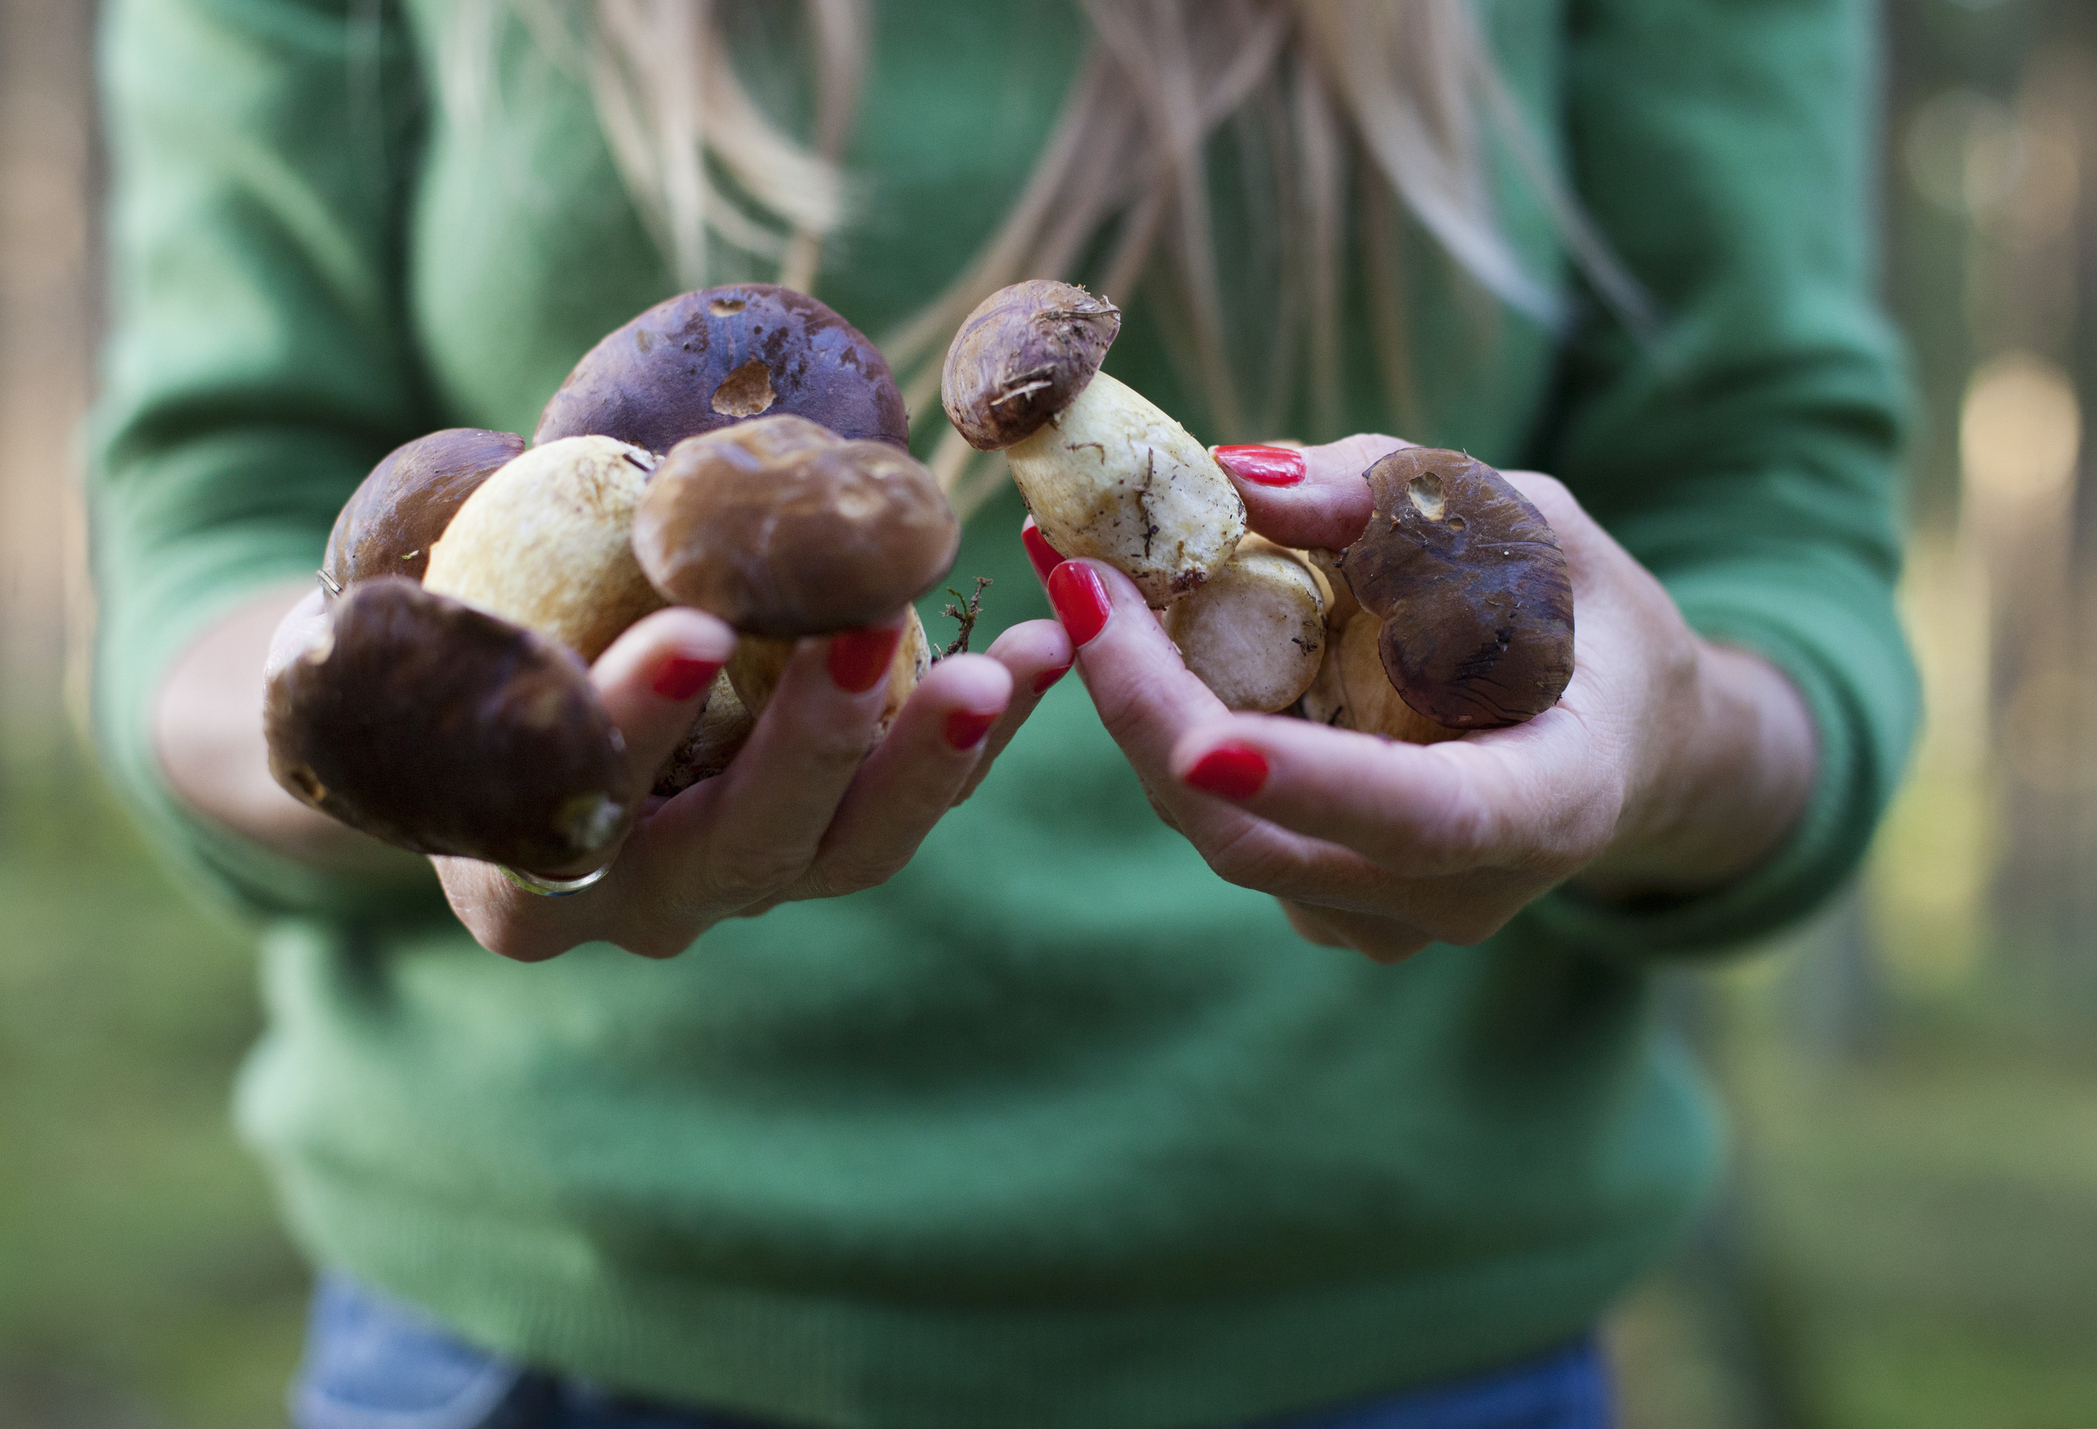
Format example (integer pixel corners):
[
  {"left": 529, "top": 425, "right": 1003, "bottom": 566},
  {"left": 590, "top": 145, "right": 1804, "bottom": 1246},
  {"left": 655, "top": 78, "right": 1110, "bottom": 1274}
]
[{"left": 444, "top": 0, "right": 1650, "bottom": 516}]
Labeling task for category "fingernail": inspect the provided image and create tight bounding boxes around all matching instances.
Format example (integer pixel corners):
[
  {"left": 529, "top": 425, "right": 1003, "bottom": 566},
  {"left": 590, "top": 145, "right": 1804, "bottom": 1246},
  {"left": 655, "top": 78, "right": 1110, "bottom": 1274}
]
[
  {"left": 1046, "top": 562, "right": 1111, "bottom": 646},
  {"left": 1031, "top": 663, "right": 1072, "bottom": 696},
  {"left": 1183, "top": 741, "right": 1269, "bottom": 800},
  {"left": 827, "top": 625, "right": 902, "bottom": 693},
  {"left": 1213, "top": 444, "right": 1306, "bottom": 487},
  {"left": 1022, "top": 521, "right": 1064, "bottom": 585},
  {"left": 942, "top": 708, "right": 999, "bottom": 750},
  {"left": 651, "top": 655, "right": 721, "bottom": 701}
]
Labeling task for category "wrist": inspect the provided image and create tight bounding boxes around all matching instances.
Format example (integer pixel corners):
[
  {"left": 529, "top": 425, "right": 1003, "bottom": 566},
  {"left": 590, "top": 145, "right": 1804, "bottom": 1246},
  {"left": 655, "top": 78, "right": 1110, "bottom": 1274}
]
[{"left": 1577, "top": 641, "right": 1818, "bottom": 901}]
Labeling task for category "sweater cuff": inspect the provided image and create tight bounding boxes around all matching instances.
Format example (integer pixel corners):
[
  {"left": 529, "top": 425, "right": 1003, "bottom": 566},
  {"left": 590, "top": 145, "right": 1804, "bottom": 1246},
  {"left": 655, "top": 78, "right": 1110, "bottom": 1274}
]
[{"left": 1518, "top": 558, "right": 1916, "bottom": 961}]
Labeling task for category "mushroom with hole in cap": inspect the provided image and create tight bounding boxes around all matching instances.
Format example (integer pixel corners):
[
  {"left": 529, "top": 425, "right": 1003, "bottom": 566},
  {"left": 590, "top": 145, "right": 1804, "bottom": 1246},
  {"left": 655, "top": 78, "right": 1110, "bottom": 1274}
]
[
  {"left": 535, "top": 284, "right": 909, "bottom": 453},
  {"left": 1331, "top": 448, "right": 1574, "bottom": 730},
  {"left": 265, "top": 577, "right": 634, "bottom": 876},
  {"left": 941, "top": 280, "right": 1245, "bottom": 607}
]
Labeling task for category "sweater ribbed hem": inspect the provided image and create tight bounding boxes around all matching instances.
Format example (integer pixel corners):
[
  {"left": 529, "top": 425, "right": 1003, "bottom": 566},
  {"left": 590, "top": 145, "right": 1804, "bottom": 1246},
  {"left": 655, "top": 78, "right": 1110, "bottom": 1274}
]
[{"left": 266, "top": 1159, "right": 1680, "bottom": 1429}]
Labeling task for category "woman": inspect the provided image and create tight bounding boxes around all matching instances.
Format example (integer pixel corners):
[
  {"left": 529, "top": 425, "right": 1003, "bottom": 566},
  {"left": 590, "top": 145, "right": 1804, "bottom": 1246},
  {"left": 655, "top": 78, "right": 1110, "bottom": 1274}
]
[{"left": 96, "top": 0, "right": 1914, "bottom": 1425}]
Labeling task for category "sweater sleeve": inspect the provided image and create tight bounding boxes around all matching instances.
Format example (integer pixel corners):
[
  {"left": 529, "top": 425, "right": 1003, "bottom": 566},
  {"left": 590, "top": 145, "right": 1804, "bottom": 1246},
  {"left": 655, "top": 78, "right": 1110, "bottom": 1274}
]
[
  {"left": 90, "top": 0, "right": 444, "bottom": 919},
  {"left": 1514, "top": 0, "right": 1919, "bottom": 957}
]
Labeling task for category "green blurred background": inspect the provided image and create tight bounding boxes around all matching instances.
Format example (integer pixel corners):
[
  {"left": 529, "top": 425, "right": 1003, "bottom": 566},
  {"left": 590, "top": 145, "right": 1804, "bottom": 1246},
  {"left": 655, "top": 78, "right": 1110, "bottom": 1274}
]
[{"left": 6, "top": 0, "right": 2097, "bottom": 1424}]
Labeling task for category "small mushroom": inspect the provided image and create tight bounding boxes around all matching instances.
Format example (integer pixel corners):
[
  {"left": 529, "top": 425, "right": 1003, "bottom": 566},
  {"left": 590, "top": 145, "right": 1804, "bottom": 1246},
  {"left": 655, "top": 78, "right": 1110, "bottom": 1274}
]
[
  {"left": 1332, "top": 448, "right": 1574, "bottom": 730},
  {"left": 653, "top": 669, "right": 754, "bottom": 794},
  {"left": 941, "top": 280, "right": 1245, "bottom": 607},
  {"left": 264, "top": 577, "right": 633, "bottom": 875},
  {"left": 631, "top": 414, "right": 959, "bottom": 639},
  {"left": 422, "top": 435, "right": 666, "bottom": 662},
  {"left": 322, "top": 428, "right": 526, "bottom": 590},
  {"left": 1167, "top": 536, "right": 1329, "bottom": 713},
  {"left": 723, "top": 610, "right": 932, "bottom": 738},
  {"left": 1295, "top": 607, "right": 1466, "bottom": 745},
  {"left": 535, "top": 284, "right": 910, "bottom": 453}
]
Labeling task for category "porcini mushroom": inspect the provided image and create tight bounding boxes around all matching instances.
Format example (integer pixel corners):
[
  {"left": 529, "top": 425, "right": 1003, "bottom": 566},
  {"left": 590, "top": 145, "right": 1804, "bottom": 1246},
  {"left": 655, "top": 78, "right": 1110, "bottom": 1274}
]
[
  {"left": 1166, "top": 536, "right": 1330, "bottom": 713},
  {"left": 535, "top": 284, "right": 910, "bottom": 453},
  {"left": 1331, "top": 448, "right": 1573, "bottom": 730},
  {"left": 322, "top": 428, "right": 525, "bottom": 591},
  {"left": 632, "top": 412, "right": 956, "bottom": 723},
  {"left": 265, "top": 577, "right": 633, "bottom": 875},
  {"left": 422, "top": 434, "right": 665, "bottom": 662},
  {"left": 941, "top": 280, "right": 1245, "bottom": 606}
]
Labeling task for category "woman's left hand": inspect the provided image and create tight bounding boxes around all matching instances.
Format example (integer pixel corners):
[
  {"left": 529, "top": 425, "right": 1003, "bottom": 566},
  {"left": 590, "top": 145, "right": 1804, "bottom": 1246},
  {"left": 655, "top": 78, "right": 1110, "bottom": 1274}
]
[{"left": 1029, "top": 436, "right": 1820, "bottom": 964}]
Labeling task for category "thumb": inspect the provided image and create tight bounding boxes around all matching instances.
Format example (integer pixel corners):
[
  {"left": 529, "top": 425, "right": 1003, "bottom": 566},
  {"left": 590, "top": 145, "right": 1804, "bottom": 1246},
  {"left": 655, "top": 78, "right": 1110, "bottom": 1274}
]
[{"left": 1213, "top": 433, "right": 1410, "bottom": 552}]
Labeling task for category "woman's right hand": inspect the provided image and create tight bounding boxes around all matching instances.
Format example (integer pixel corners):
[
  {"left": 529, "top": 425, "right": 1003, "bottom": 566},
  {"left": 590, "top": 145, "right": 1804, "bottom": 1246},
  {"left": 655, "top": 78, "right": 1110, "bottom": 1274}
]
[{"left": 417, "top": 603, "right": 1073, "bottom": 962}]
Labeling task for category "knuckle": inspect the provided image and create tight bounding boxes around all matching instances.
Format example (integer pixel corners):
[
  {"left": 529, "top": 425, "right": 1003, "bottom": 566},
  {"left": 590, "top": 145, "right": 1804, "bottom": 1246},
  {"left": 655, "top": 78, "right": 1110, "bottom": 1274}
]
[
  {"left": 1200, "top": 824, "right": 1290, "bottom": 892},
  {"left": 712, "top": 845, "right": 811, "bottom": 899},
  {"left": 803, "top": 857, "right": 901, "bottom": 900}
]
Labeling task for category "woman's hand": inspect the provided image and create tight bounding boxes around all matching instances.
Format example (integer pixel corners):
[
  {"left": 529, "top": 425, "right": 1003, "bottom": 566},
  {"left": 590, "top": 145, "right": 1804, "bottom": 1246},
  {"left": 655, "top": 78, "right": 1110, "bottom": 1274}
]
[
  {"left": 1030, "top": 436, "right": 1818, "bottom": 964},
  {"left": 165, "top": 584, "right": 1072, "bottom": 961},
  {"left": 429, "top": 604, "right": 1072, "bottom": 961}
]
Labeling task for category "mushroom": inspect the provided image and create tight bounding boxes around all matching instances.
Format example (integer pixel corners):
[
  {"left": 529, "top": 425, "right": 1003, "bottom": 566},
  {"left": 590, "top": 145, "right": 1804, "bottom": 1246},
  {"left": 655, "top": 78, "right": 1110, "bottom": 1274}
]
[
  {"left": 322, "top": 428, "right": 525, "bottom": 591},
  {"left": 632, "top": 412, "right": 956, "bottom": 725},
  {"left": 1296, "top": 606, "right": 1467, "bottom": 745},
  {"left": 1166, "top": 536, "right": 1330, "bottom": 712},
  {"left": 422, "top": 434, "right": 666, "bottom": 662},
  {"left": 1330, "top": 448, "right": 1573, "bottom": 730},
  {"left": 941, "top": 280, "right": 1245, "bottom": 606},
  {"left": 535, "top": 284, "right": 910, "bottom": 453},
  {"left": 265, "top": 576, "right": 633, "bottom": 875}
]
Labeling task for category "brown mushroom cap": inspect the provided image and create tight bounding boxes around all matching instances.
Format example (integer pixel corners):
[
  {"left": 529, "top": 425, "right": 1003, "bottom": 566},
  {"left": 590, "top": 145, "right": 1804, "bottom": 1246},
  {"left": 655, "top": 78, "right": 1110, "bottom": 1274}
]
[
  {"left": 264, "top": 576, "right": 632, "bottom": 875},
  {"left": 632, "top": 414, "right": 960, "bottom": 638},
  {"left": 322, "top": 429, "right": 526, "bottom": 590},
  {"left": 533, "top": 284, "right": 909, "bottom": 453},
  {"left": 1333, "top": 448, "right": 1574, "bottom": 729},
  {"left": 941, "top": 280, "right": 1122, "bottom": 451}
]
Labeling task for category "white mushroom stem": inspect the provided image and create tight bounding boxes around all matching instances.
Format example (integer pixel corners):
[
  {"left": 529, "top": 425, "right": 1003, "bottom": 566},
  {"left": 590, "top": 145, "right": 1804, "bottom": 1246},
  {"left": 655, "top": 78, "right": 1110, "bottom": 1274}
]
[
  {"left": 1004, "top": 371, "right": 1246, "bottom": 607},
  {"left": 1168, "top": 536, "right": 1330, "bottom": 713}
]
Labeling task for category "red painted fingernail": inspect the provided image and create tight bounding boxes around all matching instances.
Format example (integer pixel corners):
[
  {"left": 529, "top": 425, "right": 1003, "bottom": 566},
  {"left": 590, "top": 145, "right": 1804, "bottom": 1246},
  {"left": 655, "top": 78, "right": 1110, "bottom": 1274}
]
[
  {"left": 1213, "top": 445, "right": 1306, "bottom": 486},
  {"left": 1046, "top": 562, "right": 1111, "bottom": 646},
  {"left": 1183, "top": 741, "right": 1269, "bottom": 800},
  {"left": 1022, "top": 521, "right": 1064, "bottom": 585},
  {"left": 827, "top": 625, "right": 901, "bottom": 693},
  {"left": 943, "top": 708, "right": 999, "bottom": 750},
  {"left": 651, "top": 655, "right": 721, "bottom": 701},
  {"left": 1032, "top": 663, "right": 1072, "bottom": 695}
]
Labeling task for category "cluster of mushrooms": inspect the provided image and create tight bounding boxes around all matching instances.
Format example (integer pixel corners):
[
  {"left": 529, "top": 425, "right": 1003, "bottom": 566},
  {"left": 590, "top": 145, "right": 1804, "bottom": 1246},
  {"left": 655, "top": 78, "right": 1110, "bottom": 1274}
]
[{"left": 265, "top": 279, "right": 1575, "bottom": 882}]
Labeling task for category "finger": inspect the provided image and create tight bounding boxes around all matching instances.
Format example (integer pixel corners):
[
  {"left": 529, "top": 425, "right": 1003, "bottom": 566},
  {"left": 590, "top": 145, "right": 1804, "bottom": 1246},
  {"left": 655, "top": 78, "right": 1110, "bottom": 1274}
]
[
  {"left": 1045, "top": 556, "right": 1303, "bottom": 862},
  {"left": 1211, "top": 433, "right": 1406, "bottom": 551},
  {"left": 1166, "top": 705, "right": 1618, "bottom": 882},
  {"left": 431, "top": 855, "right": 602, "bottom": 962},
  {"left": 1021, "top": 516, "right": 1062, "bottom": 588},
  {"left": 1281, "top": 899, "right": 1435, "bottom": 965},
  {"left": 588, "top": 606, "right": 739, "bottom": 794},
  {"left": 638, "top": 615, "right": 906, "bottom": 900},
  {"left": 264, "top": 585, "right": 330, "bottom": 679},
  {"left": 793, "top": 652, "right": 1014, "bottom": 894},
  {"left": 954, "top": 617, "right": 1073, "bottom": 804}
]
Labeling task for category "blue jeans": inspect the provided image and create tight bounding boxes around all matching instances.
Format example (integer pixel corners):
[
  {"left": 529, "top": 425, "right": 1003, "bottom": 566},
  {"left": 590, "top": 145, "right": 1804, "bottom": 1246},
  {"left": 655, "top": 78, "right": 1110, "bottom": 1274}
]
[{"left": 292, "top": 1276, "right": 1613, "bottom": 1429}]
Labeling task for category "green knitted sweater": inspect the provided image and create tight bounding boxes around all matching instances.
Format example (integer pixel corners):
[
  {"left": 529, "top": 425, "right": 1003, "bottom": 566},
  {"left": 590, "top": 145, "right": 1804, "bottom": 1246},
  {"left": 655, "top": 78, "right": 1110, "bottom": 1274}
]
[{"left": 91, "top": 0, "right": 1914, "bottom": 1424}]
